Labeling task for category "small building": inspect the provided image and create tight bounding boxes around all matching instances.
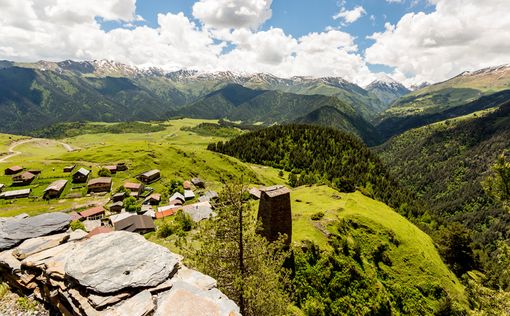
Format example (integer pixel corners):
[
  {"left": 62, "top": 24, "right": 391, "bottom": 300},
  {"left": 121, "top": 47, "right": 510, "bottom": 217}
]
[
  {"left": 5, "top": 166, "right": 23, "bottom": 175},
  {"left": 110, "top": 212, "right": 134, "bottom": 225},
  {"left": 184, "top": 189, "right": 195, "bottom": 200},
  {"left": 73, "top": 168, "right": 90, "bottom": 183},
  {"left": 104, "top": 165, "right": 117, "bottom": 174},
  {"left": 183, "top": 181, "right": 192, "bottom": 190},
  {"left": 116, "top": 162, "right": 128, "bottom": 171},
  {"left": 86, "top": 226, "right": 113, "bottom": 238},
  {"left": 0, "top": 188, "right": 31, "bottom": 199},
  {"left": 79, "top": 206, "right": 105, "bottom": 221},
  {"left": 138, "top": 169, "right": 160, "bottom": 184},
  {"left": 124, "top": 182, "right": 144, "bottom": 195},
  {"left": 87, "top": 177, "right": 112, "bottom": 193},
  {"left": 183, "top": 201, "right": 214, "bottom": 222},
  {"left": 169, "top": 199, "right": 183, "bottom": 206},
  {"left": 191, "top": 177, "right": 205, "bottom": 188},
  {"left": 63, "top": 165, "right": 76, "bottom": 173},
  {"left": 258, "top": 185, "right": 292, "bottom": 245},
  {"left": 27, "top": 169, "right": 41, "bottom": 175},
  {"left": 143, "top": 193, "right": 161, "bottom": 205},
  {"left": 12, "top": 171, "right": 36, "bottom": 186},
  {"left": 0, "top": 183, "right": 4, "bottom": 192},
  {"left": 169, "top": 192, "right": 185, "bottom": 203},
  {"left": 109, "top": 201, "right": 124, "bottom": 213},
  {"left": 156, "top": 205, "right": 181, "bottom": 219},
  {"left": 43, "top": 180, "right": 68, "bottom": 199},
  {"left": 69, "top": 211, "right": 83, "bottom": 221},
  {"left": 113, "top": 215, "right": 155, "bottom": 234},
  {"left": 249, "top": 187, "right": 261, "bottom": 200},
  {"left": 111, "top": 192, "right": 126, "bottom": 203},
  {"left": 198, "top": 191, "right": 219, "bottom": 203}
]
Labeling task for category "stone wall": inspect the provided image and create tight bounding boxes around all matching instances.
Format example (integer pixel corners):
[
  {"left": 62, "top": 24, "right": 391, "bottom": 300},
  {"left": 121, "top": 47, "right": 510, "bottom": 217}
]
[{"left": 0, "top": 212, "right": 240, "bottom": 316}]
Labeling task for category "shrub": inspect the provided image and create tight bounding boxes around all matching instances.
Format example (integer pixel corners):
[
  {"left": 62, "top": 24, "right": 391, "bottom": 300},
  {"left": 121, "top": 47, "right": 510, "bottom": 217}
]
[
  {"left": 311, "top": 211, "right": 325, "bottom": 221},
  {"left": 98, "top": 168, "right": 111, "bottom": 177},
  {"left": 70, "top": 220, "right": 85, "bottom": 231}
]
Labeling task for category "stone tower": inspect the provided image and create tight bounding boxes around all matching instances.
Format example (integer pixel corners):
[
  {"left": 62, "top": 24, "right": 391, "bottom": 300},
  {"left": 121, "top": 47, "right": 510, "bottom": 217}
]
[{"left": 257, "top": 185, "right": 292, "bottom": 245}]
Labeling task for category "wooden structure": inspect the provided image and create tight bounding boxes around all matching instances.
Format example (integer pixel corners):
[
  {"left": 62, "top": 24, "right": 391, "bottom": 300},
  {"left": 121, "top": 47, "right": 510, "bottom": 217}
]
[
  {"left": 184, "top": 189, "right": 195, "bottom": 200},
  {"left": 138, "top": 169, "right": 160, "bottom": 184},
  {"left": 87, "top": 177, "right": 112, "bottom": 193},
  {"left": 111, "top": 192, "right": 126, "bottom": 203},
  {"left": 0, "top": 183, "right": 4, "bottom": 192},
  {"left": 124, "top": 182, "right": 144, "bottom": 195},
  {"left": 73, "top": 168, "right": 90, "bottom": 183},
  {"left": 63, "top": 165, "right": 76, "bottom": 172},
  {"left": 116, "top": 162, "right": 128, "bottom": 171},
  {"left": 4, "top": 166, "right": 22, "bottom": 175},
  {"left": 79, "top": 206, "right": 105, "bottom": 221},
  {"left": 257, "top": 185, "right": 292, "bottom": 245},
  {"left": 191, "top": 177, "right": 205, "bottom": 188},
  {"left": 0, "top": 188, "right": 31, "bottom": 199},
  {"left": 183, "top": 181, "right": 192, "bottom": 190},
  {"left": 43, "top": 180, "right": 68, "bottom": 199},
  {"left": 113, "top": 215, "right": 155, "bottom": 234},
  {"left": 27, "top": 169, "right": 41, "bottom": 175},
  {"left": 109, "top": 201, "right": 123, "bottom": 213},
  {"left": 12, "top": 171, "right": 36, "bottom": 186},
  {"left": 104, "top": 165, "right": 117, "bottom": 174},
  {"left": 143, "top": 193, "right": 161, "bottom": 205}
]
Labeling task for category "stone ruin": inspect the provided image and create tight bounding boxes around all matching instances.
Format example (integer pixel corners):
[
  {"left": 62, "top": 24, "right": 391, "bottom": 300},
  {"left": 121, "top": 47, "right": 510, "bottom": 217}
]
[
  {"left": 257, "top": 185, "right": 292, "bottom": 245},
  {"left": 0, "top": 212, "right": 240, "bottom": 315}
]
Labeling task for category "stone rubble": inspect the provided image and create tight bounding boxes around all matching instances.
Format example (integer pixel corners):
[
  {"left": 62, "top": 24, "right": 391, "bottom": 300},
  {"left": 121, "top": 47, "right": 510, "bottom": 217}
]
[{"left": 0, "top": 212, "right": 240, "bottom": 316}]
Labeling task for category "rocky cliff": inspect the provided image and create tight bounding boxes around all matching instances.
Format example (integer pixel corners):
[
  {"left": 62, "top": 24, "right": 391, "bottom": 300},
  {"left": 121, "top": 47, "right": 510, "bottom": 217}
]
[{"left": 0, "top": 212, "right": 240, "bottom": 315}]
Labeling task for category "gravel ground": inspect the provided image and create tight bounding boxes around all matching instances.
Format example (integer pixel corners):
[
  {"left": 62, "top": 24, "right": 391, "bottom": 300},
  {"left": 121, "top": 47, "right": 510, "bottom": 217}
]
[{"left": 0, "top": 290, "right": 49, "bottom": 316}]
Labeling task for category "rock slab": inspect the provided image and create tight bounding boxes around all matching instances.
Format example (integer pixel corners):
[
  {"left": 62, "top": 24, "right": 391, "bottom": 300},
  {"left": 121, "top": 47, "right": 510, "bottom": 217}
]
[{"left": 65, "top": 231, "right": 180, "bottom": 294}]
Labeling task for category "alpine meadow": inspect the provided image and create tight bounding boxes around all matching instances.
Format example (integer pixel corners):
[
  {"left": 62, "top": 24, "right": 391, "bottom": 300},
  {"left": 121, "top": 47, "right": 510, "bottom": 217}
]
[{"left": 0, "top": 0, "right": 509, "bottom": 315}]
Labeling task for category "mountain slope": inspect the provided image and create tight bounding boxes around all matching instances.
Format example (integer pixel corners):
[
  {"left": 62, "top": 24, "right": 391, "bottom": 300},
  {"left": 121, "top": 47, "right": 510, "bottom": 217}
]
[
  {"left": 376, "top": 64, "right": 510, "bottom": 141},
  {"left": 365, "top": 75, "right": 410, "bottom": 106}
]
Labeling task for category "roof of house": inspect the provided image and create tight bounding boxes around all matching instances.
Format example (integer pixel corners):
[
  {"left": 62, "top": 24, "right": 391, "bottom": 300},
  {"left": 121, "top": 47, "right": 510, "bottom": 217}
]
[
  {"left": 249, "top": 187, "right": 261, "bottom": 199},
  {"left": 105, "top": 165, "right": 117, "bottom": 170},
  {"left": 69, "top": 211, "right": 82, "bottom": 221},
  {"left": 198, "top": 191, "right": 218, "bottom": 203},
  {"left": 169, "top": 192, "right": 185, "bottom": 202},
  {"left": 79, "top": 206, "right": 105, "bottom": 218},
  {"left": 110, "top": 212, "right": 134, "bottom": 224},
  {"left": 0, "top": 183, "right": 4, "bottom": 189},
  {"left": 191, "top": 177, "right": 204, "bottom": 185},
  {"left": 64, "top": 164, "right": 76, "bottom": 169},
  {"left": 74, "top": 168, "right": 90, "bottom": 177},
  {"left": 88, "top": 177, "right": 112, "bottom": 186},
  {"left": 183, "top": 181, "right": 191, "bottom": 190},
  {"left": 260, "top": 185, "right": 291, "bottom": 198},
  {"left": 0, "top": 188, "right": 31, "bottom": 198},
  {"left": 183, "top": 201, "right": 214, "bottom": 222},
  {"left": 169, "top": 199, "right": 183, "bottom": 206},
  {"left": 145, "top": 193, "right": 161, "bottom": 201},
  {"left": 113, "top": 192, "right": 125, "bottom": 198},
  {"left": 124, "top": 182, "right": 142, "bottom": 191},
  {"left": 184, "top": 189, "right": 195, "bottom": 199},
  {"left": 6, "top": 165, "right": 22, "bottom": 172},
  {"left": 110, "top": 201, "right": 124, "bottom": 208},
  {"left": 86, "top": 226, "right": 113, "bottom": 238},
  {"left": 113, "top": 215, "right": 155, "bottom": 232},
  {"left": 14, "top": 171, "right": 35, "bottom": 181},
  {"left": 44, "top": 179, "right": 68, "bottom": 192},
  {"left": 143, "top": 210, "right": 156, "bottom": 218},
  {"left": 141, "top": 169, "right": 160, "bottom": 177}
]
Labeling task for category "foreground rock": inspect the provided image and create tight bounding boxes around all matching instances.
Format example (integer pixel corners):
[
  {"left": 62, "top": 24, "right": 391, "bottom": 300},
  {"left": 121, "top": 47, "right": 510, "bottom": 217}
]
[
  {"left": 0, "top": 215, "right": 240, "bottom": 316},
  {"left": 65, "top": 231, "right": 179, "bottom": 294},
  {"left": 0, "top": 213, "right": 71, "bottom": 250}
]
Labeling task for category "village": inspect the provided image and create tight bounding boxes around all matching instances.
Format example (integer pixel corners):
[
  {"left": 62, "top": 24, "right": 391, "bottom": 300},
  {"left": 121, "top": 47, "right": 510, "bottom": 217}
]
[{"left": 0, "top": 163, "right": 224, "bottom": 236}]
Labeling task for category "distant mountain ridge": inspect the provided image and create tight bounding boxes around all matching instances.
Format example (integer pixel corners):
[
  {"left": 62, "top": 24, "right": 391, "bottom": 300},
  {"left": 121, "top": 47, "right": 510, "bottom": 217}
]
[{"left": 365, "top": 75, "right": 411, "bottom": 106}]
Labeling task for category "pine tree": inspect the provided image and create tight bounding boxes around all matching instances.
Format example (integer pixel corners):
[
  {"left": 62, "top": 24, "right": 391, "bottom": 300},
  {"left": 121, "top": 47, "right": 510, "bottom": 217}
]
[{"left": 182, "top": 183, "right": 291, "bottom": 316}]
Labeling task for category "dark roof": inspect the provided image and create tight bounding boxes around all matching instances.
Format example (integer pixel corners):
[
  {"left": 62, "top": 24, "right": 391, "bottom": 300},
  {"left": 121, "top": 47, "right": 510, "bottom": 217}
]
[
  {"left": 74, "top": 168, "right": 90, "bottom": 177},
  {"left": 141, "top": 169, "right": 160, "bottom": 177},
  {"left": 6, "top": 166, "right": 22, "bottom": 172},
  {"left": 86, "top": 226, "right": 113, "bottom": 238},
  {"left": 113, "top": 215, "right": 155, "bottom": 232},
  {"left": 191, "top": 177, "right": 204, "bottom": 185},
  {"left": 88, "top": 177, "right": 112, "bottom": 186},
  {"left": 13, "top": 171, "right": 35, "bottom": 181},
  {"left": 124, "top": 182, "right": 142, "bottom": 190},
  {"left": 79, "top": 206, "right": 105, "bottom": 218}
]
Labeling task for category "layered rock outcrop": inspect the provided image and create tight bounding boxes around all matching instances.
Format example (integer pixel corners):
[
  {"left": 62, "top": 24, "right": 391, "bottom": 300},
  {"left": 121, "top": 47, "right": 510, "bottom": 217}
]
[{"left": 0, "top": 212, "right": 240, "bottom": 316}]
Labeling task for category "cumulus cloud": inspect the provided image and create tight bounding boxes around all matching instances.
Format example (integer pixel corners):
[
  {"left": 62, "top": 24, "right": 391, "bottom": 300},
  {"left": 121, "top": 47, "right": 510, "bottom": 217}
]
[
  {"left": 333, "top": 6, "right": 366, "bottom": 24},
  {"left": 365, "top": 0, "right": 510, "bottom": 83},
  {"left": 192, "top": 0, "right": 272, "bottom": 30}
]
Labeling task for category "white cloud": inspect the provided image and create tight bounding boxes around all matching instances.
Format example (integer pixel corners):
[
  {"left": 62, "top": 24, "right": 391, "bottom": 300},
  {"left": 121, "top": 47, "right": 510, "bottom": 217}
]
[
  {"left": 365, "top": 0, "right": 510, "bottom": 84},
  {"left": 333, "top": 6, "right": 366, "bottom": 24},
  {"left": 192, "top": 0, "right": 272, "bottom": 30}
]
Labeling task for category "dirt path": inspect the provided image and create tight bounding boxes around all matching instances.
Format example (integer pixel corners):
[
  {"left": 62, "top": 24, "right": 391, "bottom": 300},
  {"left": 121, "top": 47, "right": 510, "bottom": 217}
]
[{"left": 0, "top": 138, "right": 75, "bottom": 163}]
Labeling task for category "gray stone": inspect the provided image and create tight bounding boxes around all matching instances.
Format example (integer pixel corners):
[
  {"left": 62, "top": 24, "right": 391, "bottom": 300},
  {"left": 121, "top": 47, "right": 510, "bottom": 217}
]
[
  {"left": 69, "top": 229, "right": 88, "bottom": 241},
  {"left": 12, "top": 232, "right": 69, "bottom": 260},
  {"left": 65, "top": 231, "right": 180, "bottom": 294},
  {"left": 0, "top": 212, "right": 71, "bottom": 250},
  {"left": 104, "top": 290, "right": 154, "bottom": 316},
  {"left": 0, "top": 249, "right": 21, "bottom": 272},
  {"left": 88, "top": 292, "right": 131, "bottom": 309},
  {"left": 155, "top": 281, "right": 240, "bottom": 316},
  {"left": 175, "top": 266, "right": 217, "bottom": 291},
  {"left": 22, "top": 242, "right": 76, "bottom": 279}
]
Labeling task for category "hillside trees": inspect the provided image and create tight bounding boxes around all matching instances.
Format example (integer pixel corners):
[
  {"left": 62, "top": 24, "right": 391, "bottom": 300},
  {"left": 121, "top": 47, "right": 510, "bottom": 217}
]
[{"left": 183, "top": 183, "right": 291, "bottom": 316}]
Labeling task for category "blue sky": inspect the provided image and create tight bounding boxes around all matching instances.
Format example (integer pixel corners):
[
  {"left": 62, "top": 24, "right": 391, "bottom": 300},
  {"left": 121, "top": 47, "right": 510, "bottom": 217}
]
[{"left": 1, "top": 0, "right": 508, "bottom": 86}]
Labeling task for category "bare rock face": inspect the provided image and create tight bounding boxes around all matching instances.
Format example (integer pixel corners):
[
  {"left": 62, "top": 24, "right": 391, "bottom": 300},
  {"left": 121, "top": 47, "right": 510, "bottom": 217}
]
[
  {"left": 65, "top": 231, "right": 180, "bottom": 294},
  {"left": 0, "top": 213, "right": 71, "bottom": 250},
  {"left": 12, "top": 233, "right": 69, "bottom": 260}
]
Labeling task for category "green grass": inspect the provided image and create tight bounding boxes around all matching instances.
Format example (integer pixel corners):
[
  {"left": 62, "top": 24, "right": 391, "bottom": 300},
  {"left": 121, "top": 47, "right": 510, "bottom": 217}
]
[{"left": 287, "top": 185, "right": 466, "bottom": 306}]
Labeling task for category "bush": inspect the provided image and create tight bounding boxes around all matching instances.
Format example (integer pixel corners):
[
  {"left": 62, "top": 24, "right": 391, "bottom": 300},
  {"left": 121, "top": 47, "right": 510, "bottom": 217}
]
[
  {"left": 123, "top": 196, "right": 140, "bottom": 213},
  {"left": 98, "top": 168, "right": 111, "bottom": 177},
  {"left": 70, "top": 220, "right": 85, "bottom": 231},
  {"left": 311, "top": 211, "right": 325, "bottom": 221}
]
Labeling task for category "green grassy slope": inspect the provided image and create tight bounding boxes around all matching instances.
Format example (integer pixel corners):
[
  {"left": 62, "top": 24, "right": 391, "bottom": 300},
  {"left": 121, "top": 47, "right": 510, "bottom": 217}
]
[{"left": 288, "top": 185, "right": 466, "bottom": 313}]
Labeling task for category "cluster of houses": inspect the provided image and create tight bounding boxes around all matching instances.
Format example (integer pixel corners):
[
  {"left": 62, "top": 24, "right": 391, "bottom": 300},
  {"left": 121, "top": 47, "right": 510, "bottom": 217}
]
[{"left": 65, "top": 176, "right": 217, "bottom": 236}]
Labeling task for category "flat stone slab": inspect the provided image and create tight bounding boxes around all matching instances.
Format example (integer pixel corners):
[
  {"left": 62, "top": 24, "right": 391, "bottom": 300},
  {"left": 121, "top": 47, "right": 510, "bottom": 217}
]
[
  {"left": 0, "top": 213, "right": 71, "bottom": 250},
  {"left": 104, "top": 290, "right": 154, "bottom": 316},
  {"left": 155, "top": 281, "right": 240, "bottom": 316},
  {"left": 174, "top": 266, "right": 217, "bottom": 291},
  {"left": 69, "top": 229, "right": 88, "bottom": 241},
  {"left": 0, "top": 249, "right": 21, "bottom": 272},
  {"left": 22, "top": 242, "right": 77, "bottom": 279},
  {"left": 12, "top": 232, "right": 69, "bottom": 260},
  {"left": 65, "top": 231, "right": 180, "bottom": 294}
]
